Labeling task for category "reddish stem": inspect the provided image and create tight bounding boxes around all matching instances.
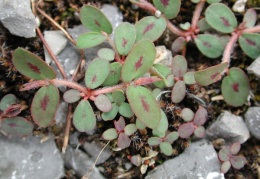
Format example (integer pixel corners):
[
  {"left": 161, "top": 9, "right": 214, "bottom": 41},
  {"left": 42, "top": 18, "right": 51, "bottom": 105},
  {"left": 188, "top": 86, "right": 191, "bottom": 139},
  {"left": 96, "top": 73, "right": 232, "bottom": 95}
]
[
  {"left": 241, "top": 25, "right": 260, "bottom": 33},
  {"left": 190, "top": 0, "right": 206, "bottom": 32},
  {"left": 131, "top": 0, "right": 157, "bottom": 14},
  {"left": 165, "top": 17, "right": 191, "bottom": 37}
]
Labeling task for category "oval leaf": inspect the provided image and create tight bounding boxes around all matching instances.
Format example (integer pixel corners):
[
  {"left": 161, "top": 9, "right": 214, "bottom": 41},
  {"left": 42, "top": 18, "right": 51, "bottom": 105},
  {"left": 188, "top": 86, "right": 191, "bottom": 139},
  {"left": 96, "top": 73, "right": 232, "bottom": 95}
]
[
  {"left": 183, "top": 71, "right": 196, "bottom": 85},
  {"left": 114, "top": 116, "right": 125, "bottom": 132},
  {"left": 181, "top": 108, "right": 194, "bottom": 122},
  {"left": 97, "top": 48, "right": 115, "bottom": 61},
  {"left": 102, "top": 128, "right": 118, "bottom": 140},
  {"left": 63, "top": 89, "right": 81, "bottom": 103},
  {"left": 118, "top": 133, "right": 131, "bottom": 149},
  {"left": 218, "top": 147, "right": 231, "bottom": 161},
  {"left": 171, "top": 55, "right": 187, "bottom": 78},
  {"left": 230, "top": 156, "right": 246, "bottom": 169},
  {"left": 119, "top": 102, "right": 134, "bottom": 118},
  {"left": 193, "top": 107, "right": 207, "bottom": 126},
  {"left": 194, "top": 126, "right": 206, "bottom": 138},
  {"left": 102, "top": 62, "right": 122, "bottom": 87},
  {"left": 126, "top": 85, "right": 161, "bottom": 129},
  {"left": 171, "top": 37, "right": 187, "bottom": 53},
  {"left": 152, "top": 110, "right": 168, "bottom": 137},
  {"left": 1, "top": 117, "right": 33, "bottom": 136},
  {"left": 77, "top": 32, "right": 107, "bottom": 49},
  {"left": 238, "top": 33, "right": 260, "bottom": 59},
  {"left": 0, "top": 94, "right": 17, "bottom": 111},
  {"left": 121, "top": 39, "right": 156, "bottom": 82},
  {"left": 153, "top": 0, "right": 181, "bottom": 19},
  {"left": 165, "top": 131, "right": 179, "bottom": 144},
  {"left": 171, "top": 80, "right": 186, "bottom": 103},
  {"left": 207, "top": 0, "right": 221, "bottom": 4},
  {"left": 195, "top": 62, "right": 228, "bottom": 86},
  {"left": 31, "top": 85, "right": 59, "bottom": 127},
  {"left": 85, "top": 58, "right": 110, "bottom": 89},
  {"left": 230, "top": 142, "right": 241, "bottom": 155},
  {"left": 102, "top": 103, "right": 119, "bottom": 121},
  {"left": 243, "top": 9, "right": 257, "bottom": 28},
  {"left": 148, "top": 137, "right": 162, "bottom": 146},
  {"left": 221, "top": 68, "right": 250, "bottom": 106},
  {"left": 80, "top": 5, "right": 112, "bottom": 34},
  {"left": 112, "top": 90, "right": 125, "bottom": 105},
  {"left": 73, "top": 100, "right": 96, "bottom": 132},
  {"left": 115, "top": 22, "right": 136, "bottom": 55},
  {"left": 94, "top": 94, "right": 112, "bottom": 112},
  {"left": 197, "top": 18, "right": 212, "bottom": 32},
  {"left": 125, "top": 124, "right": 137, "bottom": 136},
  {"left": 152, "top": 64, "right": 172, "bottom": 88},
  {"left": 12, "top": 48, "right": 56, "bottom": 80},
  {"left": 135, "top": 16, "right": 166, "bottom": 42},
  {"left": 178, "top": 122, "right": 195, "bottom": 138},
  {"left": 221, "top": 161, "right": 231, "bottom": 174},
  {"left": 195, "top": 34, "right": 224, "bottom": 58},
  {"left": 131, "top": 155, "right": 142, "bottom": 166},
  {"left": 136, "top": 118, "right": 146, "bottom": 130},
  {"left": 159, "top": 142, "right": 173, "bottom": 156},
  {"left": 205, "top": 3, "right": 237, "bottom": 33}
]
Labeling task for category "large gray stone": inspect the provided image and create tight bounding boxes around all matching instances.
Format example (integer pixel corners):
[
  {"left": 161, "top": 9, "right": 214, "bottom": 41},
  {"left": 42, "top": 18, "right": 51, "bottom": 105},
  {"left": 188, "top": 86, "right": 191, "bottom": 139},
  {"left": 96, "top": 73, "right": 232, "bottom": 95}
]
[
  {"left": 0, "top": 0, "right": 37, "bottom": 38},
  {"left": 206, "top": 111, "right": 250, "bottom": 146},
  {"left": 0, "top": 135, "right": 64, "bottom": 179},
  {"left": 245, "top": 107, "right": 260, "bottom": 139},
  {"left": 64, "top": 146, "right": 105, "bottom": 179},
  {"left": 247, "top": 56, "right": 260, "bottom": 78},
  {"left": 145, "top": 139, "right": 224, "bottom": 179}
]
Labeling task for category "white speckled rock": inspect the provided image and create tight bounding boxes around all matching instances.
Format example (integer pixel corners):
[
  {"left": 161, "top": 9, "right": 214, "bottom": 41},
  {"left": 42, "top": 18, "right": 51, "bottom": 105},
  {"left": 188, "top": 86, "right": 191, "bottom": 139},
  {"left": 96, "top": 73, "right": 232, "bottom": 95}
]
[
  {"left": 247, "top": 56, "right": 260, "bottom": 78},
  {"left": 245, "top": 107, "right": 260, "bottom": 139},
  {"left": 145, "top": 139, "right": 224, "bottom": 179}
]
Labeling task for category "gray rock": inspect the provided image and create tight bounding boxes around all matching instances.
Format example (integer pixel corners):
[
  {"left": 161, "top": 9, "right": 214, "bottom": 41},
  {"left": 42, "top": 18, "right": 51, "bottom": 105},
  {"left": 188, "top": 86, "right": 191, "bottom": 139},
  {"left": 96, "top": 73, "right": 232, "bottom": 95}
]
[
  {"left": 245, "top": 107, "right": 260, "bottom": 139},
  {"left": 145, "top": 139, "right": 224, "bottom": 179},
  {"left": 0, "top": 135, "right": 64, "bottom": 179},
  {"left": 247, "top": 56, "right": 260, "bottom": 78},
  {"left": 206, "top": 111, "right": 250, "bottom": 146},
  {"left": 44, "top": 31, "right": 68, "bottom": 64},
  {"left": 55, "top": 99, "right": 68, "bottom": 127},
  {"left": 64, "top": 146, "right": 105, "bottom": 179},
  {"left": 0, "top": 0, "right": 38, "bottom": 38},
  {"left": 83, "top": 140, "right": 112, "bottom": 165}
]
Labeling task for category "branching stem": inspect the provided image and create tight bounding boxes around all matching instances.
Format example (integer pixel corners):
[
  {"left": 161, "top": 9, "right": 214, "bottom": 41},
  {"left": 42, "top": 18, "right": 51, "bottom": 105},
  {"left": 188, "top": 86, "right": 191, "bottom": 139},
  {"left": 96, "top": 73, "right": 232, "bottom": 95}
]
[{"left": 190, "top": 0, "right": 206, "bottom": 32}]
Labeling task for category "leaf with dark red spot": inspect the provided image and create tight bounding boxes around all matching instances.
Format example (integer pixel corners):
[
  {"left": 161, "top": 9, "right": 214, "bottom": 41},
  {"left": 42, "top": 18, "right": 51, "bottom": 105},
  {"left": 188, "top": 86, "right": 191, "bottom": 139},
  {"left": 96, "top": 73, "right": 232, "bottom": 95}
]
[
  {"left": 12, "top": 48, "right": 56, "bottom": 80},
  {"left": 121, "top": 39, "right": 156, "bottom": 83},
  {"left": 205, "top": 3, "right": 237, "bottom": 33},
  {"left": 242, "top": 9, "right": 257, "bottom": 28},
  {"left": 102, "top": 62, "right": 122, "bottom": 87},
  {"left": 153, "top": 0, "right": 181, "bottom": 19},
  {"left": 73, "top": 99, "right": 96, "bottom": 132},
  {"left": 238, "top": 33, "right": 260, "bottom": 59},
  {"left": 80, "top": 5, "right": 112, "bottom": 34},
  {"left": 135, "top": 16, "right": 166, "bottom": 42},
  {"left": 195, "top": 62, "right": 228, "bottom": 86},
  {"left": 221, "top": 68, "right": 250, "bottom": 107},
  {"left": 31, "top": 85, "right": 59, "bottom": 127},
  {"left": 126, "top": 85, "right": 161, "bottom": 129},
  {"left": 115, "top": 22, "right": 136, "bottom": 55},
  {"left": 1, "top": 117, "right": 33, "bottom": 136},
  {"left": 85, "top": 58, "right": 110, "bottom": 89},
  {"left": 77, "top": 32, "right": 107, "bottom": 49},
  {"left": 195, "top": 34, "right": 224, "bottom": 58},
  {"left": 171, "top": 55, "right": 187, "bottom": 78}
]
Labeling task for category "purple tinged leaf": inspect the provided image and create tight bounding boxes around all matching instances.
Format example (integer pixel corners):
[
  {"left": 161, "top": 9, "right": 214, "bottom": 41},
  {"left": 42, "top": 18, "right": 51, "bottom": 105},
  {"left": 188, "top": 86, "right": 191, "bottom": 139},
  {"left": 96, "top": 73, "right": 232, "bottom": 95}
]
[
  {"left": 94, "top": 94, "right": 112, "bottom": 112},
  {"left": 171, "top": 55, "right": 187, "bottom": 78},
  {"left": 12, "top": 48, "right": 56, "bottom": 80},
  {"left": 4, "top": 104, "right": 22, "bottom": 117},
  {"left": 31, "top": 85, "right": 59, "bottom": 127},
  {"left": 165, "top": 132, "right": 179, "bottom": 144},
  {"left": 238, "top": 33, "right": 260, "bottom": 59},
  {"left": 0, "top": 94, "right": 17, "bottom": 111},
  {"left": 102, "top": 103, "right": 119, "bottom": 121},
  {"left": 171, "top": 80, "right": 186, "bottom": 103},
  {"left": 171, "top": 37, "right": 187, "bottom": 53},
  {"left": 230, "top": 143, "right": 241, "bottom": 155},
  {"left": 102, "top": 128, "right": 118, "bottom": 140},
  {"left": 131, "top": 155, "right": 142, "bottom": 166},
  {"left": 118, "top": 133, "right": 131, "bottom": 149},
  {"left": 218, "top": 147, "right": 231, "bottom": 162},
  {"left": 193, "top": 107, "right": 207, "bottom": 126},
  {"left": 63, "top": 89, "right": 81, "bottom": 103},
  {"left": 194, "top": 126, "right": 206, "bottom": 138},
  {"left": 148, "top": 137, "right": 162, "bottom": 146},
  {"left": 159, "top": 142, "right": 172, "bottom": 156},
  {"left": 124, "top": 124, "right": 137, "bottom": 136},
  {"left": 221, "top": 161, "right": 231, "bottom": 174},
  {"left": 77, "top": 32, "right": 107, "bottom": 49},
  {"left": 230, "top": 156, "right": 246, "bottom": 169},
  {"left": 181, "top": 108, "right": 194, "bottom": 122},
  {"left": 153, "top": 0, "right": 181, "bottom": 19},
  {"left": 178, "top": 122, "right": 195, "bottom": 138},
  {"left": 1, "top": 117, "right": 33, "bottom": 136},
  {"left": 243, "top": 9, "right": 257, "bottom": 28},
  {"left": 114, "top": 116, "right": 125, "bottom": 132}
]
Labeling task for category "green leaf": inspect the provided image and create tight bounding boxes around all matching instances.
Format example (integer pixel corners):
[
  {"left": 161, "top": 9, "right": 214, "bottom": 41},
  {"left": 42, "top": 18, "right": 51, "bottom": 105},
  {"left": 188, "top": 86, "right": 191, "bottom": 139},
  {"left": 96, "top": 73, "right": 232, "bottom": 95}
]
[
  {"left": 230, "top": 143, "right": 241, "bottom": 155},
  {"left": 135, "top": 16, "right": 166, "bottom": 42},
  {"left": 221, "top": 161, "right": 231, "bottom": 174},
  {"left": 171, "top": 55, "right": 187, "bottom": 78},
  {"left": 80, "top": 5, "right": 112, "bottom": 34},
  {"left": 0, "top": 94, "right": 17, "bottom": 111},
  {"left": 153, "top": 0, "right": 181, "bottom": 19},
  {"left": 165, "top": 131, "right": 179, "bottom": 144},
  {"left": 183, "top": 72, "right": 196, "bottom": 85},
  {"left": 205, "top": 3, "right": 237, "bottom": 33},
  {"left": 112, "top": 90, "right": 125, "bottom": 105},
  {"left": 97, "top": 48, "right": 115, "bottom": 61},
  {"left": 136, "top": 118, "right": 146, "bottom": 130},
  {"left": 221, "top": 68, "right": 250, "bottom": 106},
  {"left": 1, "top": 117, "right": 33, "bottom": 136},
  {"left": 181, "top": 108, "right": 194, "bottom": 122},
  {"left": 102, "top": 62, "right": 122, "bottom": 86},
  {"left": 115, "top": 22, "right": 136, "bottom": 55},
  {"left": 102, "top": 128, "right": 118, "bottom": 140},
  {"left": 243, "top": 8, "right": 257, "bottom": 28},
  {"left": 238, "top": 33, "right": 260, "bottom": 59},
  {"left": 207, "top": 0, "right": 221, "bottom": 4},
  {"left": 166, "top": 74, "right": 175, "bottom": 87},
  {"left": 102, "top": 103, "right": 119, "bottom": 121},
  {"left": 85, "top": 58, "right": 110, "bottom": 89},
  {"left": 230, "top": 156, "right": 246, "bottom": 169},
  {"left": 119, "top": 102, "right": 134, "bottom": 118},
  {"left": 121, "top": 39, "right": 156, "bottom": 82},
  {"left": 94, "top": 94, "right": 112, "bottom": 112},
  {"left": 159, "top": 142, "right": 172, "bottom": 156},
  {"left": 195, "top": 62, "right": 228, "bottom": 86},
  {"left": 195, "top": 34, "right": 224, "bottom": 58},
  {"left": 77, "top": 32, "right": 107, "bottom": 49},
  {"left": 63, "top": 89, "right": 81, "bottom": 103},
  {"left": 148, "top": 137, "right": 162, "bottom": 146},
  {"left": 197, "top": 18, "right": 212, "bottom": 31},
  {"left": 31, "top": 85, "right": 59, "bottom": 127},
  {"left": 152, "top": 64, "right": 172, "bottom": 88},
  {"left": 180, "top": 22, "right": 190, "bottom": 30},
  {"left": 73, "top": 100, "right": 96, "bottom": 132},
  {"left": 126, "top": 85, "right": 161, "bottom": 129},
  {"left": 178, "top": 122, "right": 195, "bottom": 138},
  {"left": 219, "top": 147, "right": 232, "bottom": 161},
  {"left": 152, "top": 110, "right": 168, "bottom": 137},
  {"left": 12, "top": 48, "right": 56, "bottom": 80},
  {"left": 194, "top": 126, "right": 205, "bottom": 138},
  {"left": 171, "top": 80, "right": 186, "bottom": 103},
  {"left": 191, "top": 0, "right": 200, "bottom": 3},
  {"left": 125, "top": 124, "right": 137, "bottom": 136}
]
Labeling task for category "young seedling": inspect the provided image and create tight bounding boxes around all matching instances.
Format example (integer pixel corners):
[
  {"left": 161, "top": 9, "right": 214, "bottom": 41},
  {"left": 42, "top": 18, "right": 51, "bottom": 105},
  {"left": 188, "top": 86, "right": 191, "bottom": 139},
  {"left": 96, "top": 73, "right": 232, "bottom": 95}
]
[{"left": 218, "top": 142, "right": 247, "bottom": 173}]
